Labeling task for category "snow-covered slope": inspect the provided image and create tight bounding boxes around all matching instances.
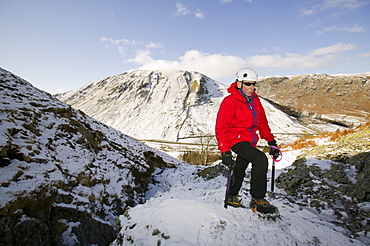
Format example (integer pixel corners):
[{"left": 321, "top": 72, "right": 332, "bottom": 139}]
[
  {"left": 56, "top": 70, "right": 317, "bottom": 147},
  {"left": 110, "top": 124, "right": 370, "bottom": 246},
  {"left": 0, "top": 67, "right": 184, "bottom": 245},
  {"left": 111, "top": 146, "right": 369, "bottom": 245}
]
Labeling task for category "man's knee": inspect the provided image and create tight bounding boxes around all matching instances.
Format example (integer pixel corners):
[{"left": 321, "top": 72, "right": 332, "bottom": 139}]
[{"left": 252, "top": 151, "right": 268, "bottom": 169}]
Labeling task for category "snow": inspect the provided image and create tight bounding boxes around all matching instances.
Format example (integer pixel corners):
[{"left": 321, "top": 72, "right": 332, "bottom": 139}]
[
  {"left": 112, "top": 151, "right": 367, "bottom": 245},
  {"left": 61, "top": 220, "right": 81, "bottom": 246}
]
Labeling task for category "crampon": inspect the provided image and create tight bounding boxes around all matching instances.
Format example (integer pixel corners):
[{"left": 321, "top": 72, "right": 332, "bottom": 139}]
[
  {"left": 250, "top": 198, "right": 282, "bottom": 221},
  {"left": 251, "top": 207, "right": 281, "bottom": 221}
]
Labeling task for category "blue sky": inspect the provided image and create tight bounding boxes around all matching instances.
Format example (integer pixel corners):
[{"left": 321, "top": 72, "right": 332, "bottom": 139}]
[{"left": 1, "top": 0, "right": 369, "bottom": 93}]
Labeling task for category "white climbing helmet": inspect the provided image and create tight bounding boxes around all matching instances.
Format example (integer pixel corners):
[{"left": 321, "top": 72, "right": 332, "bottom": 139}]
[{"left": 236, "top": 68, "right": 258, "bottom": 82}]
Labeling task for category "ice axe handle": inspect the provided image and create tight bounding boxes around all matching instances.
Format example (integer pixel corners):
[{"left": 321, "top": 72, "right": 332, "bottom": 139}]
[
  {"left": 271, "top": 159, "right": 275, "bottom": 193},
  {"left": 224, "top": 161, "right": 234, "bottom": 209}
]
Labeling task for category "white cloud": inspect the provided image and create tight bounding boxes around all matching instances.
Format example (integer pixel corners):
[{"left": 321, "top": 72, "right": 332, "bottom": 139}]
[
  {"left": 316, "top": 24, "right": 365, "bottom": 35},
  {"left": 128, "top": 50, "right": 244, "bottom": 79},
  {"left": 145, "top": 42, "right": 164, "bottom": 49},
  {"left": 357, "top": 52, "right": 370, "bottom": 58},
  {"left": 100, "top": 37, "right": 165, "bottom": 58},
  {"left": 127, "top": 50, "right": 155, "bottom": 65},
  {"left": 301, "top": 0, "right": 369, "bottom": 16},
  {"left": 172, "top": 2, "right": 205, "bottom": 19},
  {"left": 101, "top": 37, "right": 358, "bottom": 80},
  {"left": 246, "top": 53, "right": 333, "bottom": 70},
  {"left": 56, "top": 88, "right": 66, "bottom": 93},
  {"left": 100, "top": 37, "right": 141, "bottom": 56},
  {"left": 125, "top": 42, "right": 357, "bottom": 80},
  {"left": 173, "top": 2, "right": 190, "bottom": 16},
  {"left": 100, "top": 37, "right": 139, "bottom": 46},
  {"left": 221, "top": 0, "right": 253, "bottom": 3},
  {"left": 309, "top": 42, "right": 356, "bottom": 56},
  {"left": 194, "top": 9, "right": 205, "bottom": 19}
]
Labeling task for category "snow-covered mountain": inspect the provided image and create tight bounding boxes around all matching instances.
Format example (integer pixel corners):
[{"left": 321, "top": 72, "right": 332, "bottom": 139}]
[
  {"left": 57, "top": 70, "right": 224, "bottom": 143},
  {"left": 56, "top": 70, "right": 320, "bottom": 150}
]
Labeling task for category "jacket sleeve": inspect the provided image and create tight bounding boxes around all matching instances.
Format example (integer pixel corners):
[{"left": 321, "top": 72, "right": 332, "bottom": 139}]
[
  {"left": 255, "top": 96, "right": 275, "bottom": 142},
  {"left": 215, "top": 96, "right": 233, "bottom": 153}
]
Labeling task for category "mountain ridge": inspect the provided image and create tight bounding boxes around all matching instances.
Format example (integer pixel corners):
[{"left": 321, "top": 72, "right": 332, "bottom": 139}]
[{"left": 257, "top": 72, "right": 370, "bottom": 126}]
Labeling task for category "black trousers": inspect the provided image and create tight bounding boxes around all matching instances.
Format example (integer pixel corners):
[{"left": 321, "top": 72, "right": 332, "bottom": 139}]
[{"left": 229, "top": 141, "right": 268, "bottom": 199}]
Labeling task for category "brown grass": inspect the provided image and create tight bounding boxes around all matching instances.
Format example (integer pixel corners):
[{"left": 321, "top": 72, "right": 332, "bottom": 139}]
[
  {"left": 283, "top": 122, "right": 369, "bottom": 150},
  {"left": 179, "top": 150, "right": 220, "bottom": 166}
]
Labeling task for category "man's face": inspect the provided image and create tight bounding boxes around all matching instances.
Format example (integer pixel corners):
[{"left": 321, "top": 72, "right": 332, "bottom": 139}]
[{"left": 237, "top": 81, "right": 256, "bottom": 97}]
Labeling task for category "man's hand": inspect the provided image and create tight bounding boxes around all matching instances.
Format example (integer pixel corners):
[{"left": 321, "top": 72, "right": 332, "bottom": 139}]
[
  {"left": 268, "top": 140, "right": 280, "bottom": 160},
  {"left": 221, "top": 151, "right": 232, "bottom": 166}
]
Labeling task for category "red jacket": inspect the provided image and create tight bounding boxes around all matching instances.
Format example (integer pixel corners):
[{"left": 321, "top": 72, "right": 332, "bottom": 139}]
[{"left": 215, "top": 82, "right": 274, "bottom": 153}]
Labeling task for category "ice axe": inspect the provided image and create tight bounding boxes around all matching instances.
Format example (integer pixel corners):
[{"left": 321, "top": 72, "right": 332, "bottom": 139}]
[
  {"left": 269, "top": 146, "right": 282, "bottom": 193},
  {"left": 224, "top": 160, "right": 235, "bottom": 209}
]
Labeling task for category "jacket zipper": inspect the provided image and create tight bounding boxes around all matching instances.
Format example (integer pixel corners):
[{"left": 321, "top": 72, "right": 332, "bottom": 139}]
[{"left": 240, "top": 89, "right": 258, "bottom": 146}]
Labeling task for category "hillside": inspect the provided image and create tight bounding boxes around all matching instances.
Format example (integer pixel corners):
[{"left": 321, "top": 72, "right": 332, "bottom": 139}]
[
  {"left": 111, "top": 124, "right": 370, "bottom": 245},
  {"left": 0, "top": 67, "right": 184, "bottom": 245},
  {"left": 257, "top": 73, "right": 370, "bottom": 126}
]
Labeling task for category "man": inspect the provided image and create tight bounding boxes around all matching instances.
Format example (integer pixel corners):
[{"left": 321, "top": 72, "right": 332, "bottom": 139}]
[{"left": 215, "top": 68, "right": 280, "bottom": 214}]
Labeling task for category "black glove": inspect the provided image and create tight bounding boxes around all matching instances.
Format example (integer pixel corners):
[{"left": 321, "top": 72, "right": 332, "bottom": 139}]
[
  {"left": 268, "top": 140, "right": 280, "bottom": 160},
  {"left": 221, "top": 151, "right": 232, "bottom": 166}
]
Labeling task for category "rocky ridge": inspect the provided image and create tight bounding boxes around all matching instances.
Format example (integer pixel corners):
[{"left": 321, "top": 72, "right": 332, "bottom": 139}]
[{"left": 257, "top": 73, "right": 370, "bottom": 126}]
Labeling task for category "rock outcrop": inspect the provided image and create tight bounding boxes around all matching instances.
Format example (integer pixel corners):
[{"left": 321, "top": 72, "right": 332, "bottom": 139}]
[{"left": 276, "top": 123, "right": 370, "bottom": 237}]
